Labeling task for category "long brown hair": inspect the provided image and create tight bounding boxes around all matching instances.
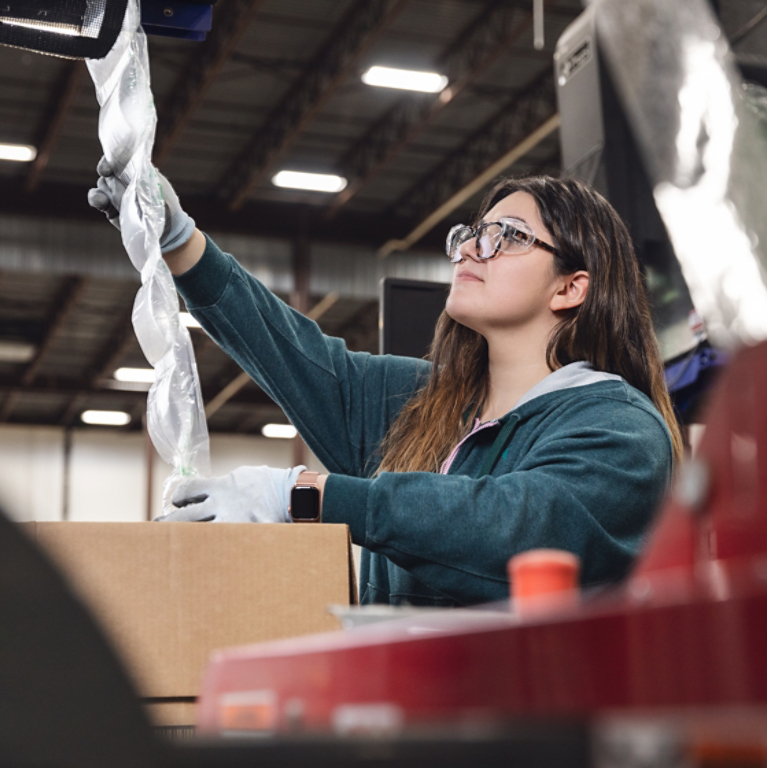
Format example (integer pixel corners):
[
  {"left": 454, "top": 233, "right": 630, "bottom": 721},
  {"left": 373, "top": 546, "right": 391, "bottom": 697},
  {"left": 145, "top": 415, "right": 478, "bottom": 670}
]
[{"left": 377, "top": 175, "right": 684, "bottom": 472}]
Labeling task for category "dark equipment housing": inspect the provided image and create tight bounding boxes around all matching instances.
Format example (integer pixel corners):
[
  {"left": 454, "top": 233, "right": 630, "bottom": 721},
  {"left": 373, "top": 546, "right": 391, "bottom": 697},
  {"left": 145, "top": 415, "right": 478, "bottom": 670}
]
[
  {"left": 0, "top": 0, "right": 216, "bottom": 60},
  {"left": 380, "top": 277, "right": 450, "bottom": 360}
]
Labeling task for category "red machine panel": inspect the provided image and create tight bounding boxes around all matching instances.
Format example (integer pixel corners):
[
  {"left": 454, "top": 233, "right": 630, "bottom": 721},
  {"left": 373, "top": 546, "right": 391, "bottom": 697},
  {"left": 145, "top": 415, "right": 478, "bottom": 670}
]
[{"left": 197, "top": 341, "right": 767, "bottom": 736}]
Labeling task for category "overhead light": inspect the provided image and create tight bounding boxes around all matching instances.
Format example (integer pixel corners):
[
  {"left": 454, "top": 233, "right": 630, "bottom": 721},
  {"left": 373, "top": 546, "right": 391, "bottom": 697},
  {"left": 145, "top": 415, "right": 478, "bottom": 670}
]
[
  {"left": 180, "top": 312, "right": 202, "bottom": 329},
  {"left": 361, "top": 65, "right": 448, "bottom": 93},
  {"left": 81, "top": 410, "right": 131, "bottom": 426},
  {"left": 272, "top": 171, "right": 347, "bottom": 193},
  {"left": 0, "top": 143, "right": 37, "bottom": 162},
  {"left": 0, "top": 340, "right": 36, "bottom": 363},
  {"left": 261, "top": 423, "right": 298, "bottom": 439},
  {"left": 114, "top": 367, "right": 155, "bottom": 383},
  {"left": 0, "top": 18, "right": 80, "bottom": 36}
]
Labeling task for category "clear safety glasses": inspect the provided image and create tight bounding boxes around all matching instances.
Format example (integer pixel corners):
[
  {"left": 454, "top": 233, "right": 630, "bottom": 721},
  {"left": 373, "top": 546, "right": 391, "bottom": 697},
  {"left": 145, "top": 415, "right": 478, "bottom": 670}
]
[{"left": 446, "top": 218, "right": 559, "bottom": 263}]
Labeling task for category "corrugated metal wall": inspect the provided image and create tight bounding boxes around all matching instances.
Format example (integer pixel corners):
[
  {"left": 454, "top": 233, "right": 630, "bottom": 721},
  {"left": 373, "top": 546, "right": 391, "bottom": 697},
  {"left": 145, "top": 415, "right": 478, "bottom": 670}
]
[{"left": 0, "top": 214, "right": 452, "bottom": 299}]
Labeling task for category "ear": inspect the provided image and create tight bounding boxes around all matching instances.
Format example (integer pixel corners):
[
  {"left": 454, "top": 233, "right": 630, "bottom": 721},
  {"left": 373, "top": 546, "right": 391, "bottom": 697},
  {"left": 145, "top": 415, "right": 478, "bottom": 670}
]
[{"left": 550, "top": 270, "right": 589, "bottom": 312}]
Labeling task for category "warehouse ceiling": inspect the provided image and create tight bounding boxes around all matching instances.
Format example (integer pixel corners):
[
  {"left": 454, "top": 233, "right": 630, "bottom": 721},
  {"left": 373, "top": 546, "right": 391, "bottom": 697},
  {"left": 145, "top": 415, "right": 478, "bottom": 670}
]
[{"left": 0, "top": 0, "right": 764, "bottom": 434}]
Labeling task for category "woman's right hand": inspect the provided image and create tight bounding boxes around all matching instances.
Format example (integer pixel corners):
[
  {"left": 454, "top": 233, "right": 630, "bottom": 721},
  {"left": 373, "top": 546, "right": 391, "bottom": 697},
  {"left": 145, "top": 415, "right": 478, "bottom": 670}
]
[{"left": 87, "top": 156, "right": 196, "bottom": 254}]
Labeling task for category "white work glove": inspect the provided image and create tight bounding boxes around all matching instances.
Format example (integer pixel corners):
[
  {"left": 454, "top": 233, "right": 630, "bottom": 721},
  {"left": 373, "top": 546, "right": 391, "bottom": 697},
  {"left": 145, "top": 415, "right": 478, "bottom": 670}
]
[
  {"left": 87, "top": 156, "right": 196, "bottom": 253},
  {"left": 157, "top": 465, "right": 306, "bottom": 523}
]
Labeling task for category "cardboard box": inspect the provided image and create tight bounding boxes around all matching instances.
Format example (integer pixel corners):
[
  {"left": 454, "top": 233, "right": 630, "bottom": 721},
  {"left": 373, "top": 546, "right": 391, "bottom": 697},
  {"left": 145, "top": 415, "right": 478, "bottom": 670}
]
[
  {"left": 144, "top": 701, "right": 199, "bottom": 729},
  {"left": 23, "top": 522, "right": 356, "bottom": 726}
]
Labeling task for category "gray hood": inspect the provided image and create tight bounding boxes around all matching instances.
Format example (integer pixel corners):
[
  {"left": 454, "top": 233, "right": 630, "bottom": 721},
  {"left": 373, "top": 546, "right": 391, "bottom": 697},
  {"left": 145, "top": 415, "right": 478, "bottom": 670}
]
[{"left": 515, "top": 361, "right": 625, "bottom": 410}]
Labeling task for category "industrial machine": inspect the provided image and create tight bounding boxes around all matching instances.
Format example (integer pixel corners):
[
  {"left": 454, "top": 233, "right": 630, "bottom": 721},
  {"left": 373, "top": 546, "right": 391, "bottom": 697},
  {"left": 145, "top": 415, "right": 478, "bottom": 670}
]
[{"left": 195, "top": 337, "right": 767, "bottom": 762}]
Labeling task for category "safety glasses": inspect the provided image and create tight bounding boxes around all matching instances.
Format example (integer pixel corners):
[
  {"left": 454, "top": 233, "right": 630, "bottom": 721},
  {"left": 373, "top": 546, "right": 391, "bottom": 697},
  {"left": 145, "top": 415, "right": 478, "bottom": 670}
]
[{"left": 446, "top": 218, "right": 559, "bottom": 263}]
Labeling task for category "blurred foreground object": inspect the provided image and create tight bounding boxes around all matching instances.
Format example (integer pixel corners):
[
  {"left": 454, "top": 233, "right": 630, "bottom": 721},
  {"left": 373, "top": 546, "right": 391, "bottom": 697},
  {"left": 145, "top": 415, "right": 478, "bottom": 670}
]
[
  {"left": 508, "top": 548, "right": 580, "bottom": 616},
  {"left": 0, "top": 510, "right": 160, "bottom": 766}
]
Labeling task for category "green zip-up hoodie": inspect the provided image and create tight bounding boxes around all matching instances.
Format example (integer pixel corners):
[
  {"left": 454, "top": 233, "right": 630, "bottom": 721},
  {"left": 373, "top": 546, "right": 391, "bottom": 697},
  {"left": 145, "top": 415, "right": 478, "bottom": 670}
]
[{"left": 175, "top": 235, "right": 673, "bottom": 607}]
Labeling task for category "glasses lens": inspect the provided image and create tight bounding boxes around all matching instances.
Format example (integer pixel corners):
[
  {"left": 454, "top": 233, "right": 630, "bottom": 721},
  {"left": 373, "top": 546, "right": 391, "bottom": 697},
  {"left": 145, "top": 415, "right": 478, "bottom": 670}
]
[
  {"left": 474, "top": 223, "right": 503, "bottom": 259},
  {"left": 446, "top": 225, "right": 475, "bottom": 262},
  {"left": 498, "top": 218, "right": 535, "bottom": 253}
]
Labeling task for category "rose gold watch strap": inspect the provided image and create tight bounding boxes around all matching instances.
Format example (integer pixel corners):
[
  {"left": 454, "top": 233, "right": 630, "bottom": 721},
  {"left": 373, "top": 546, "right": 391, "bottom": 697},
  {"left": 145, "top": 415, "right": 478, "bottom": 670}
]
[
  {"left": 291, "top": 470, "right": 322, "bottom": 523},
  {"left": 295, "top": 471, "right": 320, "bottom": 487}
]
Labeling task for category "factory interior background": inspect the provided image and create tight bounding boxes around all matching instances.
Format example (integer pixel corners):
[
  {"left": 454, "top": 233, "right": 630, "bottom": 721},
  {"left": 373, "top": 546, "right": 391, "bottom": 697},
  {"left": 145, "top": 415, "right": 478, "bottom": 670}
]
[
  {"left": 2, "top": 0, "right": 767, "bottom": 760},
  {"left": 2, "top": 0, "right": 761, "bottom": 523}
]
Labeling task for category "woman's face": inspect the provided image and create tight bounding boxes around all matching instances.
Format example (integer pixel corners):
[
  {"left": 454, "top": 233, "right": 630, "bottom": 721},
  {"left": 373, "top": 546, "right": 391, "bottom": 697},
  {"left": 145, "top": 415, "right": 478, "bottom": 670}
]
[{"left": 445, "top": 191, "right": 563, "bottom": 336}]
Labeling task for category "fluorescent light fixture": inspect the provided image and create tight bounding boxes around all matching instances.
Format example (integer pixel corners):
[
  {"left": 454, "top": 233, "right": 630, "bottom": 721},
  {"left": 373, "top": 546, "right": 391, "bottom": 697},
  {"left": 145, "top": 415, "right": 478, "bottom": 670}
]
[
  {"left": 0, "top": 143, "right": 37, "bottom": 162},
  {"left": 0, "top": 340, "right": 36, "bottom": 363},
  {"left": 361, "top": 65, "right": 448, "bottom": 93},
  {"left": 272, "top": 170, "right": 347, "bottom": 193},
  {"left": 180, "top": 312, "right": 202, "bottom": 329},
  {"left": 114, "top": 367, "right": 155, "bottom": 383},
  {"left": 261, "top": 423, "right": 298, "bottom": 439},
  {"left": 81, "top": 410, "right": 131, "bottom": 426},
  {"left": 0, "top": 18, "right": 80, "bottom": 36}
]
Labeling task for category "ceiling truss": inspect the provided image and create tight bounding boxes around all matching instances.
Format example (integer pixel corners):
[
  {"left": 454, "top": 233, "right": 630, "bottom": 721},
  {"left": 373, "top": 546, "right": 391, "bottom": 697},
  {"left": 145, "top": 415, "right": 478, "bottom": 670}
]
[
  {"left": 326, "top": 0, "right": 535, "bottom": 215},
  {"left": 153, "top": 0, "right": 269, "bottom": 166},
  {"left": 386, "top": 70, "right": 558, "bottom": 235},
  {"left": 219, "top": 0, "right": 410, "bottom": 211},
  {"left": 25, "top": 61, "right": 86, "bottom": 193},
  {"left": 0, "top": 277, "right": 88, "bottom": 423}
]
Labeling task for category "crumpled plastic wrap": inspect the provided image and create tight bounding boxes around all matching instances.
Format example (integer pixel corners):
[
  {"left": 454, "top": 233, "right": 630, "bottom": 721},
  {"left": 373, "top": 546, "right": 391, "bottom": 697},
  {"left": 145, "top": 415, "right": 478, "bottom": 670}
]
[
  {"left": 87, "top": 0, "right": 210, "bottom": 512},
  {"left": 588, "top": 0, "right": 767, "bottom": 350}
]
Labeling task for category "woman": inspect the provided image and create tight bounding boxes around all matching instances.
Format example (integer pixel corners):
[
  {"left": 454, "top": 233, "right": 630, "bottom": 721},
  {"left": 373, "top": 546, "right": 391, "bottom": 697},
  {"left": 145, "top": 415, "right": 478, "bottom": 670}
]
[{"left": 89, "top": 167, "right": 680, "bottom": 606}]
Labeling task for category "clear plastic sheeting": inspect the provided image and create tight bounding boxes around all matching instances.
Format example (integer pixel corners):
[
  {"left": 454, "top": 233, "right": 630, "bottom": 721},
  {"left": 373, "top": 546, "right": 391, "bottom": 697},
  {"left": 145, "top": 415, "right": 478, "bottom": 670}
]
[
  {"left": 86, "top": 0, "right": 209, "bottom": 511},
  {"left": 588, "top": 0, "right": 767, "bottom": 350}
]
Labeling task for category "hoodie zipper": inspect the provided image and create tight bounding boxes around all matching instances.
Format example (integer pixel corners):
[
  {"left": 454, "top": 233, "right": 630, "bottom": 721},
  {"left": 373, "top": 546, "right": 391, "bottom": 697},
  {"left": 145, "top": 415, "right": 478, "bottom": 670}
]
[{"left": 440, "top": 418, "right": 499, "bottom": 475}]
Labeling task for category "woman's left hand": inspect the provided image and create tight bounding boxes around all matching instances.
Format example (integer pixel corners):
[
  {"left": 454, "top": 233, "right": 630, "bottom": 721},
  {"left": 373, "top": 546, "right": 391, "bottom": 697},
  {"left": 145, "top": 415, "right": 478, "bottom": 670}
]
[{"left": 157, "top": 465, "right": 305, "bottom": 523}]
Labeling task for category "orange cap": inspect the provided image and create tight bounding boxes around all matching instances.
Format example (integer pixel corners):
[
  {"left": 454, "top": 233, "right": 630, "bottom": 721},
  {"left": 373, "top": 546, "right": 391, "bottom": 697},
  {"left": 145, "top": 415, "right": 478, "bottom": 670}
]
[{"left": 508, "top": 549, "right": 580, "bottom": 614}]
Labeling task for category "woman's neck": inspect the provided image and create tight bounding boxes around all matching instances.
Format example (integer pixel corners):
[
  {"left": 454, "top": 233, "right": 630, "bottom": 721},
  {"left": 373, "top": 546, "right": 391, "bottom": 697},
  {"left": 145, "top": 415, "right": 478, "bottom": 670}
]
[{"left": 480, "top": 324, "right": 556, "bottom": 422}]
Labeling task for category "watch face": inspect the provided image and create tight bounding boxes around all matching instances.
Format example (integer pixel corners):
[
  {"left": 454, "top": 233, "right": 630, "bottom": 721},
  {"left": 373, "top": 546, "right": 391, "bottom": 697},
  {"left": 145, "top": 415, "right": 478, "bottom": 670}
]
[{"left": 291, "top": 486, "right": 320, "bottom": 521}]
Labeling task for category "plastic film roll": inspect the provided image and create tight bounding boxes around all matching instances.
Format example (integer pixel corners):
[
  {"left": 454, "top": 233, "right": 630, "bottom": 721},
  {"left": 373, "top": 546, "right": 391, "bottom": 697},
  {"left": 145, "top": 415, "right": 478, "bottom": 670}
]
[{"left": 86, "top": 0, "right": 210, "bottom": 513}]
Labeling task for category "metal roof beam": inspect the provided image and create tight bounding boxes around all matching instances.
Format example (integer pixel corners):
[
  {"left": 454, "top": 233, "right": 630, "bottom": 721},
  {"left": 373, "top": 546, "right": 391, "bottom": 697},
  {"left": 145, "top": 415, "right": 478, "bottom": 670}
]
[
  {"left": 0, "top": 276, "right": 88, "bottom": 423},
  {"left": 0, "top": 179, "right": 441, "bottom": 250},
  {"left": 379, "top": 70, "right": 558, "bottom": 256},
  {"left": 219, "top": 0, "right": 410, "bottom": 211},
  {"left": 153, "top": 0, "right": 269, "bottom": 167},
  {"left": 58, "top": 307, "right": 222, "bottom": 426},
  {"left": 0, "top": 376, "right": 275, "bottom": 405},
  {"left": 326, "top": 0, "right": 534, "bottom": 215},
  {"left": 25, "top": 61, "right": 86, "bottom": 194},
  {"left": 58, "top": 305, "right": 135, "bottom": 427},
  {"left": 87, "top": 307, "right": 139, "bottom": 387}
]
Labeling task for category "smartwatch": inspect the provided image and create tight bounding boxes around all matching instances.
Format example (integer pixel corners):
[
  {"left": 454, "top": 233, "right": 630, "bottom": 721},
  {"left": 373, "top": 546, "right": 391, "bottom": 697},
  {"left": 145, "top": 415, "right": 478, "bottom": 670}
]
[{"left": 289, "top": 471, "right": 321, "bottom": 523}]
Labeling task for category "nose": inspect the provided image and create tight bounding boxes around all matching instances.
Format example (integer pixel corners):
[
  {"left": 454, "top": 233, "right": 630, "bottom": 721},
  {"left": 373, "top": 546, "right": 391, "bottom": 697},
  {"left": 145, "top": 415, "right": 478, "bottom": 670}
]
[{"left": 457, "top": 234, "right": 482, "bottom": 263}]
